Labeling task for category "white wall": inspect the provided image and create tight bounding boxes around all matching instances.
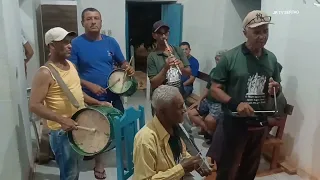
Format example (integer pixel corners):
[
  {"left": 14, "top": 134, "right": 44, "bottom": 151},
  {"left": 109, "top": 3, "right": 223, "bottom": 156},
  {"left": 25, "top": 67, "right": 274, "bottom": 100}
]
[
  {"left": 262, "top": 0, "right": 320, "bottom": 178},
  {"left": 180, "top": 0, "right": 260, "bottom": 95},
  {"left": 20, "top": 0, "right": 41, "bottom": 87},
  {"left": 0, "top": 0, "right": 33, "bottom": 179},
  {"left": 77, "top": 0, "right": 126, "bottom": 57}
]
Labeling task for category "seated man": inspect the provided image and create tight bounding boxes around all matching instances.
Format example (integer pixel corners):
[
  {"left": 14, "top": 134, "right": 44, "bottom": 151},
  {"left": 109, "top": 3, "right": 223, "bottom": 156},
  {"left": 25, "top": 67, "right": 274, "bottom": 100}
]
[
  {"left": 133, "top": 85, "right": 212, "bottom": 180},
  {"left": 180, "top": 42, "right": 199, "bottom": 98},
  {"left": 187, "top": 50, "right": 228, "bottom": 143}
]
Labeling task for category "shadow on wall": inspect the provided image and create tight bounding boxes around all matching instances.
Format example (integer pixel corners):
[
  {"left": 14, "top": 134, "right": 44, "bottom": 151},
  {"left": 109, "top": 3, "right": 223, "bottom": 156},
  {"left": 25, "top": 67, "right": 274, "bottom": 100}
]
[
  {"left": 0, "top": 105, "right": 31, "bottom": 179},
  {"left": 281, "top": 76, "right": 304, "bottom": 166},
  {"left": 19, "top": 0, "right": 26, "bottom": 6},
  {"left": 231, "top": 0, "right": 262, "bottom": 20},
  {"left": 16, "top": 104, "right": 32, "bottom": 180},
  {"left": 311, "top": 91, "right": 320, "bottom": 178}
]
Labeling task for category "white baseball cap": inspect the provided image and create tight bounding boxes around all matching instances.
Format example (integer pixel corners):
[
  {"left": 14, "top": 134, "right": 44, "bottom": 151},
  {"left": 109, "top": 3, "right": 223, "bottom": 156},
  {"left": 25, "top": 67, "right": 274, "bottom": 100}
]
[
  {"left": 45, "top": 27, "right": 76, "bottom": 45},
  {"left": 242, "top": 10, "right": 273, "bottom": 29}
]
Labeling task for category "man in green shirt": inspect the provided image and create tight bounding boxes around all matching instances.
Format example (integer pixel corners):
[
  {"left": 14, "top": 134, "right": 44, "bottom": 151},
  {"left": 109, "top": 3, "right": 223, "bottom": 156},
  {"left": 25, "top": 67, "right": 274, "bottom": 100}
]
[
  {"left": 147, "top": 20, "right": 193, "bottom": 138},
  {"left": 147, "top": 20, "right": 191, "bottom": 95},
  {"left": 211, "top": 10, "right": 281, "bottom": 180}
]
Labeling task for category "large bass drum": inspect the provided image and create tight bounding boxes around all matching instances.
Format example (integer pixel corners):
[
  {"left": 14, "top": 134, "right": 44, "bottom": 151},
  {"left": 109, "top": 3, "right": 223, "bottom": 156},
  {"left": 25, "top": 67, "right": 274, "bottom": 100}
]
[{"left": 67, "top": 105, "right": 123, "bottom": 156}]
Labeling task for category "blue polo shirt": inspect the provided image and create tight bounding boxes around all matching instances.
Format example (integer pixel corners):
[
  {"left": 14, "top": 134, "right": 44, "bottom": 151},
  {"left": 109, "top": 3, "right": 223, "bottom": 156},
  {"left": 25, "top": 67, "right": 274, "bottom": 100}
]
[
  {"left": 181, "top": 56, "right": 199, "bottom": 84},
  {"left": 69, "top": 34, "right": 125, "bottom": 102}
]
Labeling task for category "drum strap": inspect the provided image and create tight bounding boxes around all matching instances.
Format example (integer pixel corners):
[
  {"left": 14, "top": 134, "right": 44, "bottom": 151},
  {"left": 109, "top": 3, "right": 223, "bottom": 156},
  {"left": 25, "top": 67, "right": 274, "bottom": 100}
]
[{"left": 45, "top": 63, "right": 80, "bottom": 109}]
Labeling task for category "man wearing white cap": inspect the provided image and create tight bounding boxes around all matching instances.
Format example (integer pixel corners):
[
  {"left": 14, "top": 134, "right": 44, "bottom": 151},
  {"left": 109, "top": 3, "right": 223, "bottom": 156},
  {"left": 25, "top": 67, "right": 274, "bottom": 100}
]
[
  {"left": 29, "top": 27, "right": 111, "bottom": 180},
  {"left": 210, "top": 10, "right": 281, "bottom": 179}
]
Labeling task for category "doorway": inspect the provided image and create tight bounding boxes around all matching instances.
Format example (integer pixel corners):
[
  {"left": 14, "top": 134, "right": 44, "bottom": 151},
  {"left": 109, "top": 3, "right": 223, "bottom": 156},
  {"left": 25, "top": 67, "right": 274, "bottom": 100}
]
[{"left": 127, "top": 2, "right": 162, "bottom": 72}]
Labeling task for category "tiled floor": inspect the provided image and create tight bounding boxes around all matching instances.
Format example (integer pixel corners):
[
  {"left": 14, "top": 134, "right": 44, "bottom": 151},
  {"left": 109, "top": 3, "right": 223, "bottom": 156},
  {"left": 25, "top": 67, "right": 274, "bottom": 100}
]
[{"left": 31, "top": 90, "right": 302, "bottom": 180}]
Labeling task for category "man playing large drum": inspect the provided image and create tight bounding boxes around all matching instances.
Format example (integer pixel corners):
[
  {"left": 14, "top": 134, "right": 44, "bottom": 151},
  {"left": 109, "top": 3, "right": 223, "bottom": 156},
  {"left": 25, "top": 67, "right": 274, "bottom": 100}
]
[
  {"left": 29, "top": 27, "right": 112, "bottom": 180},
  {"left": 69, "top": 7, "right": 134, "bottom": 179}
]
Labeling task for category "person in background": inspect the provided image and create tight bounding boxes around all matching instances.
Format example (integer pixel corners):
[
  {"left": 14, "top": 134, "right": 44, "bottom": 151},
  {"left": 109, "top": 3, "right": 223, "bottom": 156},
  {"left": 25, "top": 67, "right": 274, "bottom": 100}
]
[
  {"left": 22, "top": 31, "right": 34, "bottom": 77},
  {"left": 180, "top": 42, "right": 199, "bottom": 99},
  {"left": 147, "top": 20, "right": 194, "bottom": 141},
  {"left": 187, "top": 50, "right": 228, "bottom": 144},
  {"left": 132, "top": 85, "right": 212, "bottom": 180},
  {"left": 211, "top": 10, "right": 280, "bottom": 180},
  {"left": 29, "top": 27, "right": 112, "bottom": 180},
  {"left": 69, "top": 8, "right": 134, "bottom": 179}
]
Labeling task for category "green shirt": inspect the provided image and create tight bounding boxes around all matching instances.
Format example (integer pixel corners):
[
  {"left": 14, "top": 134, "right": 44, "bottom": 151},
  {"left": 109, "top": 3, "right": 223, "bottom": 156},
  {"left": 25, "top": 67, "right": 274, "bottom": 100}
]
[
  {"left": 147, "top": 45, "right": 190, "bottom": 94},
  {"left": 212, "top": 43, "right": 281, "bottom": 114},
  {"left": 206, "top": 68, "right": 219, "bottom": 103}
]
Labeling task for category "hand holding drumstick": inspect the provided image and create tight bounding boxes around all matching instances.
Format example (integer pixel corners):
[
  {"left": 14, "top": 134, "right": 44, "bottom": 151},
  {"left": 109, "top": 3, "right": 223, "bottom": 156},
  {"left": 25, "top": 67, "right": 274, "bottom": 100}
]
[{"left": 76, "top": 126, "right": 96, "bottom": 132}]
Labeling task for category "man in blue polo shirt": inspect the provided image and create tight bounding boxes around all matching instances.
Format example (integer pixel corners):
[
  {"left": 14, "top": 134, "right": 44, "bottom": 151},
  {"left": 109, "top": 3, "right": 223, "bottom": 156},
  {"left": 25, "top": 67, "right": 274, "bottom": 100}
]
[
  {"left": 69, "top": 7, "right": 134, "bottom": 179},
  {"left": 70, "top": 7, "right": 134, "bottom": 113},
  {"left": 180, "top": 42, "right": 199, "bottom": 98}
]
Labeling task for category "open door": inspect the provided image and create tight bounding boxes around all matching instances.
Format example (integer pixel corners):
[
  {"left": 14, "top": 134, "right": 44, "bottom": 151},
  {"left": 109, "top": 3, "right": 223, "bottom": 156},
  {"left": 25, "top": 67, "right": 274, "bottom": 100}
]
[
  {"left": 125, "top": 3, "right": 130, "bottom": 61},
  {"left": 161, "top": 3, "right": 183, "bottom": 47}
]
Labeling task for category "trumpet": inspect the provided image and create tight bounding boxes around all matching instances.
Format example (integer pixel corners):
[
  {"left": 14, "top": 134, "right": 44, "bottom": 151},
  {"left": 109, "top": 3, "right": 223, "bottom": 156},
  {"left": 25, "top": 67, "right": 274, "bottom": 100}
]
[{"left": 164, "top": 39, "right": 182, "bottom": 75}]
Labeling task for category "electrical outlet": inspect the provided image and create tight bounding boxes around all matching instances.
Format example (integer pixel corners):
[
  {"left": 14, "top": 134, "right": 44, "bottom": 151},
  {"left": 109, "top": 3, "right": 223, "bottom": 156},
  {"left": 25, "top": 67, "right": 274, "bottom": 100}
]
[
  {"left": 101, "top": 30, "right": 106, "bottom": 35},
  {"left": 107, "top": 30, "right": 112, "bottom": 36}
]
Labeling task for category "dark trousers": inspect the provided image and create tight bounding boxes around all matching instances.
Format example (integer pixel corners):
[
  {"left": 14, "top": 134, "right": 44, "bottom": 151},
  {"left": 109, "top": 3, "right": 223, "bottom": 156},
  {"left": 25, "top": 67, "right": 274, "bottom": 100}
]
[
  {"left": 216, "top": 116, "right": 266, "bottom": 180},
  {"left": 112, "top": 98, "right": 124, "bottom": 113}
]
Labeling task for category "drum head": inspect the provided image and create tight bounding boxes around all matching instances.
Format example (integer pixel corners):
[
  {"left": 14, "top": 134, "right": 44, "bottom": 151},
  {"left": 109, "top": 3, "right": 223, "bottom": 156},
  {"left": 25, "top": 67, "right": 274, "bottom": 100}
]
[
  {"left": 108, "top": 70, "right": 132, "bottom": 94},
  {"left": 72, "top": 109, "right": 111, "bottom": 154}
]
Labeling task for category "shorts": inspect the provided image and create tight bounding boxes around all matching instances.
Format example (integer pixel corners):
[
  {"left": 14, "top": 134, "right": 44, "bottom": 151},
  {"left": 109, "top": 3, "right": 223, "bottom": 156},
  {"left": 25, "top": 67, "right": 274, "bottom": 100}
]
[{"left": 197, "top": 99, "right": 223, "bottom": 121}]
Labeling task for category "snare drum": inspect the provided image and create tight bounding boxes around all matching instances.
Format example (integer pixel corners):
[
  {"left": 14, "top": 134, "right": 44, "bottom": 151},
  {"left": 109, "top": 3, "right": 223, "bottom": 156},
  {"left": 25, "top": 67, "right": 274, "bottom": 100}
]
[
  {"left": 67, "top": 105, "right": 123, "bottom": 156},
  {"left": 107, "top": 69, "right": 138, "bottom": 96}
]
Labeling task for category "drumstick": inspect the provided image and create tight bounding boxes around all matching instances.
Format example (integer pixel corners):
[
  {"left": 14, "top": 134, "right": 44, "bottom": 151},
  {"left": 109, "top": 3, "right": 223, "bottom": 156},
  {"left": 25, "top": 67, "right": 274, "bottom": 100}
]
[
  {"left": 105, "top": 78, "right": 120, "bottom": 90},
  {"left": 164, "top": 39, "right": 182, "bottom": 75},
  {"left": 120, "top": 57, "right": 134, "bottom": 92},
  {"left": 77, "top": 126, "right": 96, "bottom": 132}
]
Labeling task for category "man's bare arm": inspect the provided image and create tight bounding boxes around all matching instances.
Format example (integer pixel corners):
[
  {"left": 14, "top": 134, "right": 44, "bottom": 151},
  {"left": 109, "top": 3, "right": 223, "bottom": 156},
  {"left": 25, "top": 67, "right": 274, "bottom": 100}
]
[
  {"left": 211, "top": 82, "right": 231, "bottom": 103},
  {"left": 83, "top": 92, "right": 100, "bottom": 105},
  {"left": 29, "top": 68, "right": 64, "bottom": 124},
  {"left": 23, "top": 42, "right": 34, "bottom": 63},
  {"left": 183, "top": 76, "right": 196, "bottom": 86},
  {"left": 149, "top": 67, "right": 168, "bottom": 89},
  {"left": 81, "top": 79, "right": 94, "bottom": 89}
]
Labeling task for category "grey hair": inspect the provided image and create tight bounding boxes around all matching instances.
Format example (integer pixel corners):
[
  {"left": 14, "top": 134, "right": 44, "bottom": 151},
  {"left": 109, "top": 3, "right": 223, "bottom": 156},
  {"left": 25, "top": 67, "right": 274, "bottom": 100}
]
[{"left": 151, "top": 85, "right": 180, "bottom": 109}]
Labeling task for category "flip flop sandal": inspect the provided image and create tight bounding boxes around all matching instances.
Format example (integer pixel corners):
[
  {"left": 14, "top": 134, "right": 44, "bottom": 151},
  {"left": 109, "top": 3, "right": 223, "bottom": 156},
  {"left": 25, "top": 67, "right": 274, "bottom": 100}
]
[{"left": 94, "top": 167, "right": 106, "bottom": 180}]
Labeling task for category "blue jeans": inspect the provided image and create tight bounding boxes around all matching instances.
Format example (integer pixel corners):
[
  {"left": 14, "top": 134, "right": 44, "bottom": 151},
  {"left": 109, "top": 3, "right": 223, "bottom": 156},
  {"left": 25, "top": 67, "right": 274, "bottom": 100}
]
[
  {"left": 183, "top": 85, "right": 193, "bottom": 99},
  {"left": 49, "top": 130, "right": 83, "bottom": 180}
]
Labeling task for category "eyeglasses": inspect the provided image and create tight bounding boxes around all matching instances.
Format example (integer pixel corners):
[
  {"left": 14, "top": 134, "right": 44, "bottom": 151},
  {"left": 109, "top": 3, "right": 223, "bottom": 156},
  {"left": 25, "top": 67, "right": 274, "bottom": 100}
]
[
  {"left": 156, "top": 31, "right": 169, "bottom": 36},
  {"left": 245, "top": 15, "right": 271, "bottom": 28}
]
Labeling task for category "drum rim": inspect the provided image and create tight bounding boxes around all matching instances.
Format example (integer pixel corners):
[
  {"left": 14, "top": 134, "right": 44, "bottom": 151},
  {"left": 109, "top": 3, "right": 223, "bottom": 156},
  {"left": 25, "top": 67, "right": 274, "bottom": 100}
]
[
  {"left": 107, "top": 68, "right": 138, "bottom": 95},
  {"left": 67, "top": 106, "right": 114, "bottom": 155}
]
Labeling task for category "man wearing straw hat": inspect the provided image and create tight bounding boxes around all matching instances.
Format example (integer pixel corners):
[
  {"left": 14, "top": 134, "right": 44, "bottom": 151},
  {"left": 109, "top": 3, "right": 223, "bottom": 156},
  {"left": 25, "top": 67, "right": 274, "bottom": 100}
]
[
  {"left": 210, "top": 10, "right": 281, "bottom": 179},
  {"left": 29, "top": 27, "right": 112, "bottom": 180}
]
